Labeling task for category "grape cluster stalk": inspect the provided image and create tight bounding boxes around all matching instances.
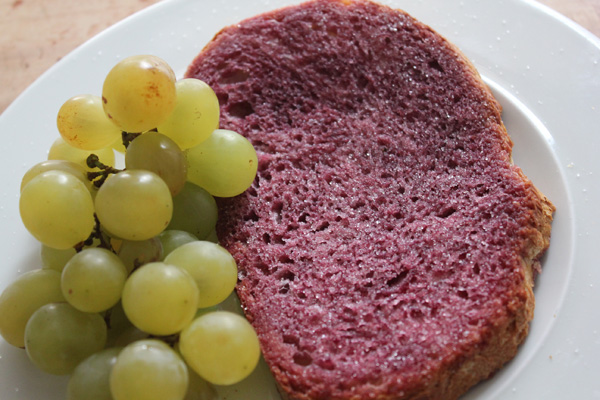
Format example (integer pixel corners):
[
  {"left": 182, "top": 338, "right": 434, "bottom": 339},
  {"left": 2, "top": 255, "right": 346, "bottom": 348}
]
[{"left": 0, "top": 54, "right": 262, "bottom": 400}]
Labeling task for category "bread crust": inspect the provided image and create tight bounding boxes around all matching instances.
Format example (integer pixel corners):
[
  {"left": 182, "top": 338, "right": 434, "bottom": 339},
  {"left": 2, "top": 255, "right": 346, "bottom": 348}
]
[{"left": 186, "top": 1, "right": 555, "bottom": 399}]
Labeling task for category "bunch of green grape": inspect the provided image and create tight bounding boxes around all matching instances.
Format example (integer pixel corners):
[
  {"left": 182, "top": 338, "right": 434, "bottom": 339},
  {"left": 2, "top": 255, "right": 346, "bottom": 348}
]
[{"left": 0, "top": 55, "right": 262, "bottom": 400}]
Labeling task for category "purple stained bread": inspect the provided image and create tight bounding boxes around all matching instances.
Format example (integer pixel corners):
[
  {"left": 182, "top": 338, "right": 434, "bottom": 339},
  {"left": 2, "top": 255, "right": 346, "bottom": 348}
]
[{"left": 185, "top": 0, "right": 555, "bottom": 399}]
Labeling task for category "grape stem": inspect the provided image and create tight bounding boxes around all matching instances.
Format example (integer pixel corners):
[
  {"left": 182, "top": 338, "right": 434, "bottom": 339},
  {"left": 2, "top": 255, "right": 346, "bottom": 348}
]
[
  {"left": 121, "top": 128, "right": 160, "bottom": 149},
  {"left": 75, "top": 214, "right": 113, "bottom": 253},
  {"left": 121, "top": 131, "right": 142, "bottom": 149},
  {"left": 86, "top": 154, "right": 123, "bottom": 188}
]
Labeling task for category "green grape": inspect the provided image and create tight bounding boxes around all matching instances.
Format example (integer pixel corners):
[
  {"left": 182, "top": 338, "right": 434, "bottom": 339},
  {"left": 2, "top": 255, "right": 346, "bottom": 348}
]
[
  {"left": 102, "top": 55, "right": 176, "bottom": 133},
  {"left": 48, "top": 136, "right": 115, "bottom": 171},
  {"left": 41, "top": 235, "right": 105, "bottom": 273},
  {"left": 57, "top": 94, "right": 122, "bottom": 150},
  {"left": 24, "top": 302, "right": 107, "bottom": 375},
  {"left": 168, "top": 182, "right": 218, "bottom": 240},
  {"left": 158, "top": 230, "right": 198, "bottom": 260},
  {"left": 113, "top": 326, "right": 150, "bottom": 348},
  {"left": 125, "top": 132, "right": 187, "bottom": 196},
  {"left": 110, "top": 340, "right": 188, "bottom": 400},
  {"left": 214, "top": 290, "right": 243, "bottom": 313},
  {"left": 186, "top": 129, "right": 258, "bottom": 197},
  {"left": 104, "top": 301, "right": 152, "bottom": 348},
  {"left": 113, "top": 237, "right": 163, "bottom": 274},
  {"left": 95, "top": 170, "right": 173, "bottom": 241},
  {"left": 20, "top": 170, "right": 95, "bottom": 249},
  {"left": 0, "top": 269, "right": 65, "bottom": 348},
  {"left": 179, "top": 311, "right": 260, "bottom": 385},
  {"left": 67, "top": 347, "right": 122, "bottom": 400},
  {"left": 157, "top": 78, "right": 220, "bottom": 150},
  {"left": 193, "top": 305, "right": 219, "bottom": 319},
  {"left": 105, "top": 301, "right": 135, "bottom": 347},
  {"left": 121, "top": 262, "right": 198, "bottom": 335},
  {"left": 21, "top": 159, "right": 93, "bottom": 192},
  {"left": 184, "top": 368, "right": 218, "bottom": 400},
  {"left": 41, "top": 244, "right": 76, "bottom": 272},
  {"left": 61, "top": 248, "right": 128, "bottom": 313},
  {"left": 41, "top": 237, "right": 103, "bottom": 272},
  {"left": 204, "top": 229, "right": 218, "bottom": 244},
  {"left": 165, "top": 241, "right": 237, "bottom": 308}
]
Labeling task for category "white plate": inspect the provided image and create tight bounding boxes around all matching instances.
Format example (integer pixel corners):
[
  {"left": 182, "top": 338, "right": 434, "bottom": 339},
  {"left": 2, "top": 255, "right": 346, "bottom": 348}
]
[{"left": 1, "top": 0, "right": 599, "bottom": 399}]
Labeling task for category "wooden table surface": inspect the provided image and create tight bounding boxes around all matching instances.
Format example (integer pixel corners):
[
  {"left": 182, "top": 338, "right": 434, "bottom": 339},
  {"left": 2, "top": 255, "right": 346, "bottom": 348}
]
[{"left": 1, "top": 0, "right": 599, "bottom": 114}]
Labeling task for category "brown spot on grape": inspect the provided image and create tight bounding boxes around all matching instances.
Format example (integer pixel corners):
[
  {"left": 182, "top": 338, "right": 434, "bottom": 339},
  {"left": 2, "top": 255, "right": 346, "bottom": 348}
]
[{"left": 145, "top": 83, "right": 160, "bottom": 99}]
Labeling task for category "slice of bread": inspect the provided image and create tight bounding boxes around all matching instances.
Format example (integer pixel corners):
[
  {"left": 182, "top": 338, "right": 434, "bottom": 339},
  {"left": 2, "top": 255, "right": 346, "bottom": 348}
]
[{"left": 186, "top": 0, "right": 555, "bottom": 398}]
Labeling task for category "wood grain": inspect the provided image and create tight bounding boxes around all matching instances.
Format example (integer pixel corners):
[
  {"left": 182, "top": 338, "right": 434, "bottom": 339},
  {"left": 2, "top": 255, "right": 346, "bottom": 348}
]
[
  {"left": 0, "top": 0, "right": 162, "bottom": 113},
  {"left": 0, "top": 0, "right": 598, "bottom": 113}
]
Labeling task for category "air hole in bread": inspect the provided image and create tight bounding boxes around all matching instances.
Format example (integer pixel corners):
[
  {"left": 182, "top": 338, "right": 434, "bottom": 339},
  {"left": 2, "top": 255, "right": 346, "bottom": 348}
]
[
  {"left": 437, "top": 207, "right": 456, "bottom": 219},
  {"left": 262, "top": 233, "right": 271, "bottom": 244},
  {"left": 243, "top": 209, "right": 259, "bottom": 222},
  {"left": 228, "top": 101, "right": 254, "bottom": 118},
  {"left": 279, "top": 255, "right": 294, "bottom": 265},
  {"left": 256, "top": 263, "right": 271, "bottom": 276},
  {"left": 216, "top": 92, "right": 229, "bottom": 104},
  {"left": 351, "top": 199, "right": 366, "bottom": 209},
  {"left": 298, "top": 213, "right": 309, "bottom": 223},
  {"left": 293, "top": 352, "right": 313, "bottom": 366},
  {"left": 221, "top": 69, "right": 250, "bottom": 84},
  {"left": 428, "top": 59, "right": 444, "bottom": 73},
  {"left": 272, "top": 200, "right": 284, "bottom": 214},
  {"left": 409, "top": 308, "right": 424, "bottom": 319},
  {"left": 286, "top": 223, "right": 299, "bottom": 232},
  {"left": 283, "top": 334, "right": 299, "bottom": 345},
  {"left": 357, "top": 75, "right": 369, "bottom": 89},
  {"left": 280, "top": 270, "right": 295, "bottom": 280},
  {"left": 317, "top": 359, "right": 336, "bottom": 370},
  {"left": 405, "top": 110, "right": 420, "bottom": 123},
  {"left": 387, "top": 270, "right": 408, "bottom": 287}
]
